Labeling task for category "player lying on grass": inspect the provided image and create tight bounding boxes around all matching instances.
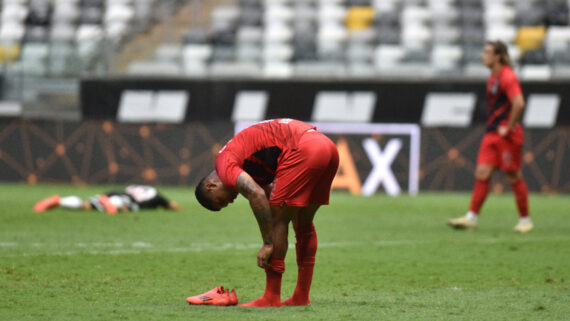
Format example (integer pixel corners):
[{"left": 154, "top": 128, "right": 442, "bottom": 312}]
[
  {"left": 448, "top": 40, "right": 533, "bottom": 233},
  {"left": 33, "top": 185, "right": 180, "bottom": 215},
  {"left": 193, "top": 119, "right": 339, "bottom": 307}
]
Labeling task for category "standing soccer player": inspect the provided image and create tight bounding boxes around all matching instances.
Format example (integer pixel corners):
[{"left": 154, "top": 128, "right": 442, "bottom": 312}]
[
  {"left": 192, "top": 118, "right": 339, "bottom": 307},
  {"left": 447, "top": 41, "right": 533, "bottom": 233}
]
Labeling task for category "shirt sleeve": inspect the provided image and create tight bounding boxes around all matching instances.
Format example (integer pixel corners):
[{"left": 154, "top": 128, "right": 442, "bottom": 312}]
[
  {"left": 501, "top": 69, "right": 522, "bottom": 100},
  {"left": 215, "top": 151, "right": 243, "bottom": 191}
]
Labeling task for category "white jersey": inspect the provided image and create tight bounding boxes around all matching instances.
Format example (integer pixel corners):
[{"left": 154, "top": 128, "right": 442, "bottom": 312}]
[{"left": 125, "top": 185, "right": 158, "bottom": 203}]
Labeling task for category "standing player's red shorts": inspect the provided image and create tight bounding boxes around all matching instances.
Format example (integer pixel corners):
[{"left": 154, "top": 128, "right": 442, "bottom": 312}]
[
  {"left": 270, "top": 130, "right": 339, "bottom": 207},
  {"left": 477, "top": 124, "right": 523, "bottom": 172}
]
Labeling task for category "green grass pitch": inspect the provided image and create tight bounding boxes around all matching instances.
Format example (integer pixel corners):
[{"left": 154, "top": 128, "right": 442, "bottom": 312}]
[{"left": 1, "top": 183, "right": 569, "bottom": 320}]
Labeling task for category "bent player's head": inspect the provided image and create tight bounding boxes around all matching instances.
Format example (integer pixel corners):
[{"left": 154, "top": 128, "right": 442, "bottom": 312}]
[
  {"left": 195, "top": 170, "right": 238, "bottom": 211},
  {"left": 482, "top": 40, "right": 512, "bottom": 69}
]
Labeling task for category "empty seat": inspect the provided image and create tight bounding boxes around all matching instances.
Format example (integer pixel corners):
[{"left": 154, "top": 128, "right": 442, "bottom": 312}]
[
  {"left": 0, "top": 22, "right": 26, "bottom": 42},
  {"left": 76, "top": 25, "right": 103, "bottom": 42},
  {"left": 520, "top": 65, "right": 551, "bottom": 80},
  {"left": 236, "top": 44, "right": 261, "bottom": 62},
  {"left": 263, "top": 61, "right": 293, "bottom": 78},
  {"left": 484, "top": 4, "right": 516, "bottom": 25},
  {"left": 50, "top": 23, "right": 75, "bottom": 42},
  {"left": 293, "top": 61, "right": 347, "bottom": 78},
  {"left": 262, "top": 43, "right": 293, "bottom": 62},
  {"left": 374, "top": 45, "right": 405, "bottom": 68},
  {"left": 345, "top": 6, "right": 375, "bottom": 31},
  {"left": 209, "top": 62, "right": 261, "bottom": 77},
  {"left": 431, "top": 45, "right": 463, "bottom": 70},
  {"left": 485, "top": 24, "right": 517, "bottom": 43},
  {"left": 520, "top": 48, "right": 547, "bottom": 65},
  {"left": 183, "top": 44, "right": 213, "bottom": 62},
  {"left": 264, "top": 4, "right": 294, "bottom": 23},
  {"left": 516, "top": 26, "right": 546, "bottom": 53},
  {"left": 127, "top": 60, "right": 182, "bottom": 76},
  {"left": 53, "top": 2, "right": 80, "bottom": 22},
  {"left": 237, "top": 27, "right": 262, "bottom": 44},
  {"left": 264, "top": 22, "right": 294, "bottom": 43},
  {"left": 401, "top": 24, "right": 432, "bottom": 48},
  {"left": 154, "top": 44, "right": 182, "bottom": 62},
  {"left": 346, "top": 43, "right": 374, "bottom": 62},
  {"left": 433, "top": 26, "right": 461, "bottom": 44},
  {"left": 0, "top": 44, "right": 21, "bottom": 62},
  {"left": 80, "top": 6, "right": 103, "bottom": 24}
]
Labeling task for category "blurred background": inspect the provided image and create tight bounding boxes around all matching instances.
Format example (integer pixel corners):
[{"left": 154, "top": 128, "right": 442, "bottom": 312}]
[{"left": 0, "top": 0, "right": 568, "bottom": 194}]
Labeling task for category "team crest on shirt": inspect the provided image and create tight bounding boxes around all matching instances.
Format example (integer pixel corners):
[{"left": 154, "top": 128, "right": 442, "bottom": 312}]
[{"left": 491, "top": 79, "right": 499, "bottom": 95}]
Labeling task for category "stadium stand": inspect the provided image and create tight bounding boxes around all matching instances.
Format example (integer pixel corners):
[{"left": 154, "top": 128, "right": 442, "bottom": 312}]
[
  {"left": 0, "top": 0, "right": 569, "bottom": 116},
  {"left": 164, "top": 0, "right": 570, "bottom": 79},
  {"left": 1, "top": 0, "right": 569, "bottom": 79}
]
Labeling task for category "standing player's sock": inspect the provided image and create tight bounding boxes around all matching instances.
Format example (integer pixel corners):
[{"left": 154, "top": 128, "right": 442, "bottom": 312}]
[
  {"left": 282, "top": 223, "right": 317, "bottom": 306},
  {"left": 511, "top": 178, "right": 529, "bottom": 217},
  {"left": 469, "top": 179, "right": 490, "bottom": 215},
  {"left": 239, "top": 257, "right": 284, "bottom": 307}
]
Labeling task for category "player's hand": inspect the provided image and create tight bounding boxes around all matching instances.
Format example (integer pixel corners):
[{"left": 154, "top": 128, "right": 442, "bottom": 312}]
[
  {"left": 498, "top": 126, "right": 510, "bottom": 137},
  {"left": 168, "top": 202, "right": 181, "bottom": 211},
  {"left": 257, "top": 244, "right": 273, "bottom": 269}
]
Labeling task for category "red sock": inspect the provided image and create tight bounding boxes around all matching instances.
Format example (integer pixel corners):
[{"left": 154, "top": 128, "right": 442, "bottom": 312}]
[
  {"left": 511, "top": 178, "right": 529, "bottom": 217},
  {"left": 282, "top": 223, "right": 317, "bottom": 306},
  {"left": 239, "top": 257, "right": 284, "bottom": 307},
  {"left": 469, "top": 179, "right": 490, "bottom": 214}
]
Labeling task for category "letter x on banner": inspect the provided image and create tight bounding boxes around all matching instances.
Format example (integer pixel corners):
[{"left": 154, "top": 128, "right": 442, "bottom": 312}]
[{"left": 235, "top": 122, "right": 421, "bottom": 196}]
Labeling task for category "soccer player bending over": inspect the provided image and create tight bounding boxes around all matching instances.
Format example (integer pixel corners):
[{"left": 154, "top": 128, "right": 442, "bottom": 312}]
[
  {"left": 195, "top": 119, "right": 339, "bottom": 307},
  {"left": 448, "top": 41, "right": 533, "bottom": 233}
]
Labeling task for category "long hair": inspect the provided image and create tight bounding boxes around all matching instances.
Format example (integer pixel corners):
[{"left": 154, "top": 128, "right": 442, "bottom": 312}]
[{"left": 486, "top": 40, "right": 513, "bottom": 67}]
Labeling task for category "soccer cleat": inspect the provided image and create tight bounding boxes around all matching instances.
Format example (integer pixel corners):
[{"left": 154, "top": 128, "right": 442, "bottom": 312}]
[
  {"left": 33, "top": 195, "right": 60, "bottom": 213},
  {"left": 98, "top": 195, "right": 118, "bottom": 215},
  {"left": 186, "top": 286, "right": 237, "bottom": 306},
  {"left": 228, "top": 289, "right": 238, "bottom": 305},
  {"left": 447, "top": 216, "right": 478, "bottom": 229},
  {"left": 513, "top": 220, "right": 534, "bottom": 233}
]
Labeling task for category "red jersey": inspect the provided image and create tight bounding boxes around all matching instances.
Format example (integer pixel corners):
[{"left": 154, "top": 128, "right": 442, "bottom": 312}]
[
  {"left": 215, "top": 119, "right": 316, "bottom": 191},
  {"left": 485, "top": 65, "right": 522, "bottom": 132}
]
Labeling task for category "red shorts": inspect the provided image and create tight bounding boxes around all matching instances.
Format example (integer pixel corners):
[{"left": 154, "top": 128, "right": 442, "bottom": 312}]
[
  {"left": 477, "top": 125, "right": 523, "bottom": 172},
  {"left": 269, "top": 131, "right": 339, "bottom": 207}
]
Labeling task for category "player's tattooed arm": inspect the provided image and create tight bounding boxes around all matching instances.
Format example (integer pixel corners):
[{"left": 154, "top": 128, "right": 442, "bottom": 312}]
[{"left": 236, "top": 172, "right": 273, "bottom": 245}]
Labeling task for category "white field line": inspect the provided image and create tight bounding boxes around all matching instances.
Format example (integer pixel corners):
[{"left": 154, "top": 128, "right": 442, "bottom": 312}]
[{"left": 1, "top": 237, "right": 569, "bottom": 258}]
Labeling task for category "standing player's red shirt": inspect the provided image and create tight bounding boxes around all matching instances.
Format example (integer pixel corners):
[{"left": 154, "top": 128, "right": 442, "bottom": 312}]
[
  {"left": 215, "top": 119, "right": 315, "bottom": 190},
  {"left": 478, "top": 65, "right": 524, "bottom": 171},
  {"left": 485, "top": 65, "right": 522, "bottom": 132}
]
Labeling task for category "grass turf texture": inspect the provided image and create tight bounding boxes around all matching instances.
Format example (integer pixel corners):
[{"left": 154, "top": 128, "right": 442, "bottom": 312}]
[{"left": 1, "top": 183, "right": 569, "bottom": 321}]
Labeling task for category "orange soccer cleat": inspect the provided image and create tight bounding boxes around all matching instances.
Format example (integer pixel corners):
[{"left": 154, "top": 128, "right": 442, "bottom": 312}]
[
  {"left": 228, "top": 289, "right": 238, "bottom": 305},
  {"left": 98, "top": 195, "right": 118, "bottom": 215},
  {"left": 186, "top": 286, "right": 238, "bottom": 306},
  {"left": 33, "top": 195, "right": 61, "bottom": 213}
]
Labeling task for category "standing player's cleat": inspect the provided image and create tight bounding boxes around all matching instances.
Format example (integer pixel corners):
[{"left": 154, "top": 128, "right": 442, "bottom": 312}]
[
  {"left": 33, "top": 194, "right": 60, "bottom": 213},
  {"left": 98, "top": 195, "right": 118, "bottom": 215},
  {"left": 447, "top": 216, "right": 478, "bottom": 229},
  {"left": 186, "top": 286, "right": 237, "bottom": 306},
  {"left": 513, "top": 219, "right": 534, "bottom": 233}
]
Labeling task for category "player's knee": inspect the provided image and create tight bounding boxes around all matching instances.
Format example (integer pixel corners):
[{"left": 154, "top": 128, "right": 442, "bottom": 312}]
[{"left": 474, "top": 168, "right": 491, "bottom": 181}]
